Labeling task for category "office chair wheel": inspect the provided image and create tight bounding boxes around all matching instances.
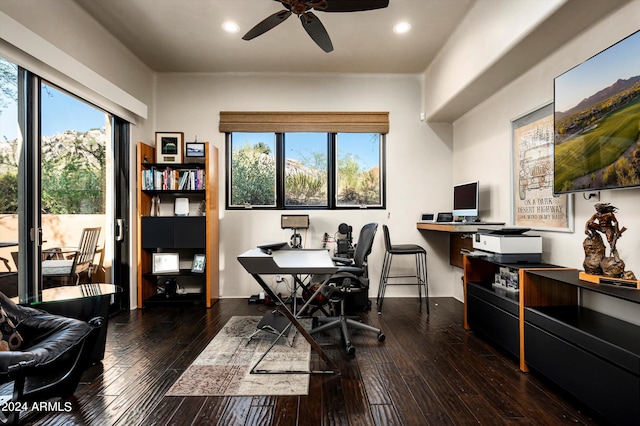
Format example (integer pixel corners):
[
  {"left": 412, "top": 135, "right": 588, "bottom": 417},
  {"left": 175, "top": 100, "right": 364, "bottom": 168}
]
[
  {"left": 346, "top": 343, "right": 355, "bottom": 355},
  {"left": 377, "top": 333, "right": 385, "bottom": 342}
]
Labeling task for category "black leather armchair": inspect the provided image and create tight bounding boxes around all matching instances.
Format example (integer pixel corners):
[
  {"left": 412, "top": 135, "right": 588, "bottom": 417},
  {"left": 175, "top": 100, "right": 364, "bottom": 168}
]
[{"left": 0, "top": 292, "right": 100, "bottom": 425}]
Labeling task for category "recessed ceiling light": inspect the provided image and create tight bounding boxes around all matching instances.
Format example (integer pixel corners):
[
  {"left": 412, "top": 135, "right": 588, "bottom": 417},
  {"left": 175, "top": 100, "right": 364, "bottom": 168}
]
[
  {"left": 393, "top": 22, "right": 412, "bottom": 34},
  {"left": 222, "top": 21, "right": 240, "bottom": 33}
]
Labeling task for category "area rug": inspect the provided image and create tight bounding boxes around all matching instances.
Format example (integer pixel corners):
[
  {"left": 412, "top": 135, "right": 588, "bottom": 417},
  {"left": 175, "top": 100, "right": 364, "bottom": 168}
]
[{"left": 166, "top": 315, "right": 311, "bottom": 396}]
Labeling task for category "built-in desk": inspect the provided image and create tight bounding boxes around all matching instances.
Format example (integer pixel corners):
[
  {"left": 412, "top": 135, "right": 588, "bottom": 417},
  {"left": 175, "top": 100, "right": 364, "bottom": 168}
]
[{"left": 416, "top": 222, "right": 504, "bottom": 267}]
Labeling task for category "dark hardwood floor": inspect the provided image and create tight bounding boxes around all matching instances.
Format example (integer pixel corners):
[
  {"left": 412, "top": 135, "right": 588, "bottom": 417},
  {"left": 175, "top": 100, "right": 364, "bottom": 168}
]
[{"left": 20, "top": 297, "right": 605, "bottom": 425}]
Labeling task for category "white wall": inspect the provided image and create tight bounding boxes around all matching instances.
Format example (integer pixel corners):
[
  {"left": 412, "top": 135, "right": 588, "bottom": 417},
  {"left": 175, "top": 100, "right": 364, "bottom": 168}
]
[
  {"left": 153, "top": 72, "right": 453, "bottom": 299},
  {"left": 451, "top": 0, "right": 640, "bottom": 324}
]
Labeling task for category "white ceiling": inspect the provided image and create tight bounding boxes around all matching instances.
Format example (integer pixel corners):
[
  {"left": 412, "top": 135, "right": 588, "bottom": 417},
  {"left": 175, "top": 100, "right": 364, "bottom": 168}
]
[{"left": 72, "top": 0, "right": 475, "bottom": 74}]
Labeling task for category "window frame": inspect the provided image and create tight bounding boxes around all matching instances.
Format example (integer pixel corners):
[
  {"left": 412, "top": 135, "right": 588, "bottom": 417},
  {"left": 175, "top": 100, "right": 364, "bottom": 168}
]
[{"left": 225, "top": 131, "right": 386, "bottom": 210}]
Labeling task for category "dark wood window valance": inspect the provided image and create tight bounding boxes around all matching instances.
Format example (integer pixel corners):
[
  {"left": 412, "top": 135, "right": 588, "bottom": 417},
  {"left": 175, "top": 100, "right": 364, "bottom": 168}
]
[{"left": 219, "top": 111, "right": 389, "bottom": 134}]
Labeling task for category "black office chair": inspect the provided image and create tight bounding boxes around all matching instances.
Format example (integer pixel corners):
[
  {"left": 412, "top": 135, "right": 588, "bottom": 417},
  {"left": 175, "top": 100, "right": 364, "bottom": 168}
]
[{"left": 310, "top": 223, "right": 385, "bottom": 354}]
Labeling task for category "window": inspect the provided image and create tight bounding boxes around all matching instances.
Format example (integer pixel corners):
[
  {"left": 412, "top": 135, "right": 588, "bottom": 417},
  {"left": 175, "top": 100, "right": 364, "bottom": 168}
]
[
  {"left": 227, "top": 131, "right": 385, "bottom": 209},
  {"left": 40, "top": 82, "right": 108, "bottom": 214},
  {"left": 285, "top": 133, "right": 328, "bottom": 207},
  {"left": 229, "top": 132, "right": 276, "bottom": 207},
  {"left": 336, "top": 132, "right": 382, "bottom": 206}
]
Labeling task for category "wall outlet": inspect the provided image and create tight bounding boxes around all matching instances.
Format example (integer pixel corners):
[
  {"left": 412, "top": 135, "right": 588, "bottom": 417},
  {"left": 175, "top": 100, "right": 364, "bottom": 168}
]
[{"left": 584, "top": 192, "right": 600, "bottom": 202}]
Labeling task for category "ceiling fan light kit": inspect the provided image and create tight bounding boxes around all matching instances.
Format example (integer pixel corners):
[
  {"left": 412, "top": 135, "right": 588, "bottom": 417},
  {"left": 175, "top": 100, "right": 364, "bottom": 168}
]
[{"left": 243, "top": 0, "right": 390, "bottom": 53}]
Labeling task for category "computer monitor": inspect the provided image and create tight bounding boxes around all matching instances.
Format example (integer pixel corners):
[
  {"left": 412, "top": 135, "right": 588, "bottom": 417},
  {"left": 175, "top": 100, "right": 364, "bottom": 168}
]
[{"left": 453, "top": 181, "right": 479, "bottom": 219}]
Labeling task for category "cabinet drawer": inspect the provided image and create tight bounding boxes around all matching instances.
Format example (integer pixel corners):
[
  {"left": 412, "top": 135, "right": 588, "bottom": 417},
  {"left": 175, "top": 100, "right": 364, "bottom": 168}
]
[
  {"left": 142, "top": 216, "right": 206, "bottom": 248},
  {"left": 525, "top": 306, "right": 640, "bottom": 376},
  {"left": 142, "top": 217, "right": 174, "bottom": 248},
  {"left": 174, "top": 217, "right": 206, "bottom": 248},
  {"left": 525, "top": 321, "right": 640, "bottom": 425},
  {"left": 467, "top": 291, "right": 519, "bottom": 357}
]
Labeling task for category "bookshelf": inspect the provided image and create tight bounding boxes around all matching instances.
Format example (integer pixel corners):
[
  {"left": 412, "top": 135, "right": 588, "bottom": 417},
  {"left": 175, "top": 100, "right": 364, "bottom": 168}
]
[{"left": 136, "top": 142, "right": 219, "bottom": 308}]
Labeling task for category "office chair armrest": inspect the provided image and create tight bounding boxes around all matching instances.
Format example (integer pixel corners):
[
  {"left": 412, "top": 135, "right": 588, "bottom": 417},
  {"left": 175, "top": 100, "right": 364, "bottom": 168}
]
[
  {"left": 331, "top": 256, "right": 353, "bottom": 265},
  {"left": 337, "top": 265, "right": 365, "bottom": 275}
]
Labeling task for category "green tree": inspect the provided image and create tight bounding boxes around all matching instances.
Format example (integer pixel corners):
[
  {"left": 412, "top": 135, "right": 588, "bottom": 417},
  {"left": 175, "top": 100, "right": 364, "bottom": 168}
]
[
  {"left": 0, "top": 172, "right": 18, "bottom": 213},
  {"left": 231, "top": 143, "right": 276, "bottom": 205},
  {"left": 41, "top": 131, "right": 105, "bottom": 214}
]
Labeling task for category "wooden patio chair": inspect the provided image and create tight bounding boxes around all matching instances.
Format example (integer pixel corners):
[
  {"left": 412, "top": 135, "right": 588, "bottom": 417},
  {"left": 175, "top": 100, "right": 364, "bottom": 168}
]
[{"left": 42, "top": 227, "right": 101, "bottom": 285}]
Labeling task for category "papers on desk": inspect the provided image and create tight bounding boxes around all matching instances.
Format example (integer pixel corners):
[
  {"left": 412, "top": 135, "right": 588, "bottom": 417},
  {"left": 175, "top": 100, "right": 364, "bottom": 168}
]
[{"left": 460, "top": 249, "right": 489, "bottom": 257}]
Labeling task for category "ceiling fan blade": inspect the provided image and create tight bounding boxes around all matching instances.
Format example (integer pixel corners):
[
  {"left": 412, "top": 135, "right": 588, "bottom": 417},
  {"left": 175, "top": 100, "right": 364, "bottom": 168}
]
[
  {"left": 321, "top": 0, "right": 389, "bottom": 12},
  {"left": 242, "top": 10, "right": 292, "bottom": 40},
  {"left": 299, "top": 12, "right": 333, "bottom": 52}
]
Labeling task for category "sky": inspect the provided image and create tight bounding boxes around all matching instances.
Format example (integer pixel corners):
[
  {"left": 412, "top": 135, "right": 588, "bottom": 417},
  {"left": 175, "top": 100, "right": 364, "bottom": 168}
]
[
  {"left": 554, "top": 29, "right": 640, "bottom": 112},
  {"left": 238, "top": 132, "right": 381, "bottom": 170},
  {"left": 0, "top": 82, "right": 106, "bottom": 142}
]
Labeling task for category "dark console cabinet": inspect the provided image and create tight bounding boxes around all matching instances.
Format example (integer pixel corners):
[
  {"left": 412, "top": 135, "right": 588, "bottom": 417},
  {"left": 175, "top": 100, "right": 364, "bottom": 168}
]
[
  {"left": 463, "top": 257, "right": 640, "bottom": 425},
  {"left": 525, "top": 306, "right": 640, "bottom": 426}
]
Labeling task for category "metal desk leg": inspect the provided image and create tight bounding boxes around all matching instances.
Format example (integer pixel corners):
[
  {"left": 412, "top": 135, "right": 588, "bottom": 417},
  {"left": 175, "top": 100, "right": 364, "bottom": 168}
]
[{"left": 250, "top": 273, "right": 339, "bottom": 375}]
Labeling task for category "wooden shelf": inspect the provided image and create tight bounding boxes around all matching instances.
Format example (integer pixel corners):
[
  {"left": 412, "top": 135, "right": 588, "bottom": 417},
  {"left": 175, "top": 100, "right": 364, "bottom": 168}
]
[{"left": 136, "top": 142, "right": 219, "bottom": 308}]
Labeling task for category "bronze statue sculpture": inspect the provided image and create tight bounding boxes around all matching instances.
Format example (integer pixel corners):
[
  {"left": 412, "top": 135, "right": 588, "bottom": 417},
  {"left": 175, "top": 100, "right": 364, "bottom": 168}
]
[
  {"left": 583, "top": 203, "right": 636, "bottom": 280},
  {"left": 585, "top": 203, "right": 626, "bottom": 255}
]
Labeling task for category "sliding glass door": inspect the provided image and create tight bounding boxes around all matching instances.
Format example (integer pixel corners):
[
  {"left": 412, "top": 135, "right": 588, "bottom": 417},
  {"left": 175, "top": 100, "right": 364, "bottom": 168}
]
[
  {"left": 40, "top": 82, "right": 112, "bottom": 286},
  {"left": 0, "top": 57, "right": 20, "bottom": 297},
  {"left": 0, "top": 56, "right": 129, "bottom": 307}
]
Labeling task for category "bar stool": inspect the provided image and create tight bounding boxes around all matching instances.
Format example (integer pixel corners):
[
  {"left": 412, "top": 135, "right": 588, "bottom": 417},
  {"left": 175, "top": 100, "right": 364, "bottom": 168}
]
[{"left": 376, "top": 225, "right": 429, "bottom": 314}]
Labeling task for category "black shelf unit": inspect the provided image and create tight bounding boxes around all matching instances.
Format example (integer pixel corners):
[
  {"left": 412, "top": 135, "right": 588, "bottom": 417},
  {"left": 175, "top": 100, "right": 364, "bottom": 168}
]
[
  {"left": 142, "top": 293, "right": 205, "bottom": 307},
  {"left": 140, "top": 216, "right": 206, "bottom": 307}
]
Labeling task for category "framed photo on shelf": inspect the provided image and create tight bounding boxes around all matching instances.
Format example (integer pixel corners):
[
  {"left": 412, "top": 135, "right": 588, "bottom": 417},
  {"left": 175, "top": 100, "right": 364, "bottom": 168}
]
[
  {"left": 155, "top": 132, "right": 184, "bottom": 164},
  {"left": 185, "top": 141, "right": 206, "bottom": 164},
  {"left": 191, "top": 254, "right": 206, "bottom": 273},
  {"left": 511, "top": 103, "right": 573, "bottom": 232},
  {"left": 152, "top": 253, "right": 180, "bottom": 274}
]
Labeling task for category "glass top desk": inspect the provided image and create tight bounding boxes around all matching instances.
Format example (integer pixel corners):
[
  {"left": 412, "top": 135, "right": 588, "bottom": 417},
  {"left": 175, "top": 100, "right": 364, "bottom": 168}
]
[{"left": 238, "top": 248, "right": 339, "bottom": 374}]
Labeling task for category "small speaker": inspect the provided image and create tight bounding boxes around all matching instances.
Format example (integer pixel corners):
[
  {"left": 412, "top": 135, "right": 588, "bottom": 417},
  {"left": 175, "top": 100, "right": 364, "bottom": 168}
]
[
  {"left": 437, "top": 212, "right": 453, "bottom": 222},
  {"left": 419, "top": 213, "right": 435, "bottom": 223},
  {"left": 174, "top": 198, "right": 189, "bottom": 216}
]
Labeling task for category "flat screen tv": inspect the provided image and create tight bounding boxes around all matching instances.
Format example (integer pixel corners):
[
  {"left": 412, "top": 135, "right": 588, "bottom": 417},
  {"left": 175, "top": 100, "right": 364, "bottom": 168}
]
[
  {"left": 453, "top": 181, "right": 479, "bottom": 219},
  {"left": 553, "top": 29, "right": 640, "bottom": 194}
]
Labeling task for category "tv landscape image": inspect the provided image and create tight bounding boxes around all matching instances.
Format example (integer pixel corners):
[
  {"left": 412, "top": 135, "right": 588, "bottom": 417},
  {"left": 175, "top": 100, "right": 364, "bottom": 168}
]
[{"left": 554, "top": 29, "right": 640, "bottom": 194}]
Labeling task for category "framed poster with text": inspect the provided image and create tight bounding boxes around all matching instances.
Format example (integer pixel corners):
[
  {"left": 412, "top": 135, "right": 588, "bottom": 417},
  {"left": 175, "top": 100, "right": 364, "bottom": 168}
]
[{"left": 512, "top": 103, "right": 573, "bottom": 232}]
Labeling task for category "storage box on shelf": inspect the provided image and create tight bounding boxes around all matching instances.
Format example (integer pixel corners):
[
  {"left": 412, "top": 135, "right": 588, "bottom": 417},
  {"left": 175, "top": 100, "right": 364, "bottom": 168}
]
[
  {"left": 136, "top": 142, "right": 219, "bottom": 308},
  {"left": 463, "top": 256, "right": 640, "bottom": 425}
]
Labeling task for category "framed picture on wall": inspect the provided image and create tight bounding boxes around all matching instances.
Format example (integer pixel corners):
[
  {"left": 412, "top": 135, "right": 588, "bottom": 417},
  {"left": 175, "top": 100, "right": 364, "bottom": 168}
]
[
  {"left": 511, "top": 102, "right": 573, "bottom": 232},
  {"left": 155, "top": 132, "right": 184, "bottom": 164}
]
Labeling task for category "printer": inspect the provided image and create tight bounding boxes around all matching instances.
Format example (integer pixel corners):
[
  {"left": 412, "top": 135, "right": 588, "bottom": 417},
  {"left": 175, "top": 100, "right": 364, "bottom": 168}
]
[{"left": 472, "top": 228, "right": 542, "bottom": 263}]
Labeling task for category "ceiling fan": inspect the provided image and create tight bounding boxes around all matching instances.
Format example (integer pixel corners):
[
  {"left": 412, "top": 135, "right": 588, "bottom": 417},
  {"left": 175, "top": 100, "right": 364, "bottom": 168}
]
[{"left": 242, "top": 0, "right": 390, "bottom": 53}]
